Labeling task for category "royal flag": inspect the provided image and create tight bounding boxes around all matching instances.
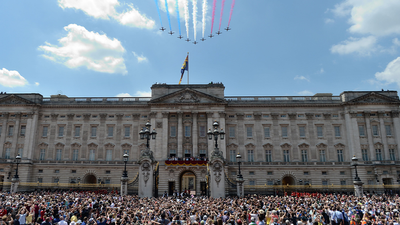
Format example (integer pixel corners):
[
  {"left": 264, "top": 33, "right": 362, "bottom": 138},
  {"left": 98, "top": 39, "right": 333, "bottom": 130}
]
[{"left": 179, "top": 55, "right": 189, "bottom": 84}]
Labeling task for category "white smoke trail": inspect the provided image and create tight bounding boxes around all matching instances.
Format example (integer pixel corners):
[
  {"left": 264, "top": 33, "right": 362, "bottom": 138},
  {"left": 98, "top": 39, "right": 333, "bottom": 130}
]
[
  {"left": 192, "top": 0, "right": 197, "bottom": 41},
  {"left": 202, "top": 0, "right": 207, "bottom": 38},
  {"left": 184, "top": 0, "right": 189, "bottom": 38}
]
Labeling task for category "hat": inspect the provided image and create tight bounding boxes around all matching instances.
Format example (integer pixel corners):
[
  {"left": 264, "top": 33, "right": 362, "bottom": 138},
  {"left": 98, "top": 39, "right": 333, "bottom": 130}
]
[
  {"left": 258, "top": 210, "right": 265, "bottom": 214},
  {"left": 77, "top": 221, "right": 82, "bottom": 224},
  {"left": 251, "top": 217, "right": 255, "bottom": 222}
]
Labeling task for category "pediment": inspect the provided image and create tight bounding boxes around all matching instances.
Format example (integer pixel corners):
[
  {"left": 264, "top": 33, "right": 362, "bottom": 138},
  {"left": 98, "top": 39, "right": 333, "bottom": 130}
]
[
  {"left": 347, "top": 92, "right": 400, "bottom": 105},
  {"left": 0, "top": 94, "right": 36, "bottom": 105},
  {"left": 149, "top": 88, "right": 226, "bottom": 104}
]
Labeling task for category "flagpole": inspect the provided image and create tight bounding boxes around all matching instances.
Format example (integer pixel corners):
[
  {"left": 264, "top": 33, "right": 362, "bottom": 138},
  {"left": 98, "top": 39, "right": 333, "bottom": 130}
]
[{"left": 187, "top": 52, "right": 189, "bottom": 84}]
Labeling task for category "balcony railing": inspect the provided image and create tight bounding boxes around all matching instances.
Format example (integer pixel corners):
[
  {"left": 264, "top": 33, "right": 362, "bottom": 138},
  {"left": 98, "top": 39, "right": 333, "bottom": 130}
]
[{"left": 165, "top": 159, "right": 208, "bottom": 166}]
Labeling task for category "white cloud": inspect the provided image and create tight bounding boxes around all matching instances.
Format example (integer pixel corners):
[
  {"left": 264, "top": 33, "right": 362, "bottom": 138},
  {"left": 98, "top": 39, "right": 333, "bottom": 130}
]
[
  {"left": 325, "top": 18, "right": 334, "bottom": 24},
  {"left": 35, "top": 82, "right": 40, "bottom": 86},
  {"left": 330, "top": 36, "right": 377, "bottom": 56},
  {"left": 38, "top": 24, "right": 127, "bottom": 74},
  {"left": 332, "top": 0, "right": 400, "bottom": 36},
  {"left": 116, "top": 93, "right": 132, "bottom": 97},
  {"left": 159, "top": 0, "right": 184, "bottom": 19},
  {"left": 132, "top": 52, "right": 148, "bottom": 63},
  {"left": 58, "top": 0, "right": 155, "bottom": 29},
  {"left": 298, "top": 90, "right": 313, "bottom": 96},
  {"left": 393, "top": 38, "right": 400, "bottom": 47},
  {"left": 0, "top": 68, "right": 29, "bottom": 87},
  {"left": 135, "top": 91, "right": 151, "bottom": 97},
  {"left": 294, "top": 75, "right": 310, "bottom": 82},
  {"left": 375, "top": 57, "right": 400, "bottom": 87}
]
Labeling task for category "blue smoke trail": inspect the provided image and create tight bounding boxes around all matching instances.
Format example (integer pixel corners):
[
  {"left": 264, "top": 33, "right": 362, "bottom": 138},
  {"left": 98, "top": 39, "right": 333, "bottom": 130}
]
[
  {"left": 176, "top": 0, "right": 182, "bottom": 35},
  {"left": 165, "top": 0, "right": 172, "bottom": 31},
  {"left": 154, "top": 0, "right": 163, "bottom": 27}
]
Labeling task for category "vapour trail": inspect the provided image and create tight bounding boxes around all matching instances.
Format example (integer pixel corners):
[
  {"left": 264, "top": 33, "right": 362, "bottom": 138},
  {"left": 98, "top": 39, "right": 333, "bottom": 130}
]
[
  {"left": 155, "top": 0, "right": 163, "bottom": 27},
  {"left": 192, "top": 0, "right": 198, "bottom": 41},
  {"left": 164, "top": 0, "right": 172, "bottom": 31},
  {"left": 184, "top": 0, "right": 189, "bottom": 38},
  {"left": 202, "top": 0, "right": 207, "bottom": 38},
  {"left": 175, "top": 0, "right": 182, "bottom": 35},
  {"left": 210, "top": 0, "right": 217, "bottom": 34},
  {"left": 227, "top": 0, "right": 235, "bottom": 27},
  {"left": 218, "top": 0, "right": 226, "bottom": 31}
]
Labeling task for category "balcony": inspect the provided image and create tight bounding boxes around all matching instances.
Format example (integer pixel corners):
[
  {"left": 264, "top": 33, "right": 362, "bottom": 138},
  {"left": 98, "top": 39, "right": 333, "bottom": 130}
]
[{"left": 165, "top": 158, "right": 208, "bottom": 166}]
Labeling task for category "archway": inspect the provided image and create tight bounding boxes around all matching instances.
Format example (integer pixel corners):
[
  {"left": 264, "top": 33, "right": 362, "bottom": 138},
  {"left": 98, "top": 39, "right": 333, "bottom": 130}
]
[
  {"left": 84, "top": 174, "right": 97, "bottom": 184},
  {"left": 180, "top": 171, "right": 196, "bottom": 194},
  {"left": 282, "top": 176, "right": 295, "bottom": 185}
]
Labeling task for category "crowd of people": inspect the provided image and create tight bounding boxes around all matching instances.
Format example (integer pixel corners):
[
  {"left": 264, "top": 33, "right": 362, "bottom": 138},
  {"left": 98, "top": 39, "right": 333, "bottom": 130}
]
[
  {"left": 0, "top": 190, "right": 399, "bottom": 225},
  {"left": 166, "top": 156, "right": 208, "bottom": 162}
]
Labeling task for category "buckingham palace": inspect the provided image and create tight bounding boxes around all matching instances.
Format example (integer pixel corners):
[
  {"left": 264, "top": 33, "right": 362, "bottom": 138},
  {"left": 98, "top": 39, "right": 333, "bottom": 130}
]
[{"left": 1, "top": 83, "right": 400, "bottom": 196}]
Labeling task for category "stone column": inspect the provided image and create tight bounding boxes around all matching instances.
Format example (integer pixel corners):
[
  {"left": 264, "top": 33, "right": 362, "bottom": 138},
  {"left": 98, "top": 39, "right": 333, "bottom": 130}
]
[
  {"left": 116, "top": 114, "right": 124, "bottom": 160},
  {"left": 349, "top": 112, "right": 362, "bottom": 159},
  {"left": 364, "top": 112, "right": 375, "bottom": 160},
  {"left": 391, "top": 111, "right": 400, "bottom": 157},
  {"left": 138, "top": 158, "right": 155, "bottom": 198},
  {"left": 149, "top": 112, "right": 157, "bottom": 158},
  {"left": 10, "top": 178, "right": 19, "bottom": 193},
  {"left": 10, "top": 113, "right": 21, "bottom": 157},
  {"left": 207, "top": 112, "right": 214, "bottom": 158},
  {"left": 192, "top": 112, "right": 198, "bottom": 157},
  {"left": 121, "top": 176, "right": 128, "bottom": 196},
  {"left": 288, "top": 113, "right": 298, "bottom": 161},
  {"left": 254, "top": 112, "right": 263, "bottom": 161},
  {"left": 0, "top": 113, "right": 9, "bottom": 157},
  {"left": 162, "top": 112, "right": 169, "bottom": 159},
  {"left": 236, "top": 176, "right": 244, "bottom": 197},
  {"left": 209, "top": 158, "right": 225, "bottom": 198},
  {"left": 236, "top": 113, "right": 245, "bottom": 160},
  {"left": 353, "top": 180, "right": 364, "bottom": 197},
  {"left": 271, "top": 113, "right": 281, "bottom": 161},
  {"left": 219, "top": 112, "right": 227, "bottom": 158},
  {"left": 98, "top": 113, "right": 107, "bottom": 159},
  {"left": 82, "top": 114, "right": 91, "bottom": 160},
  {"left": 178, "top": 112, "right": 183, "bottom": 158},
  {"left": 132, "top": 114, "right": 140, "bottom": 159},
  {"left": 25, "top": 112, "right": 37, "bottom": 160},
  {"left": 378, "top": 111, "right": 389, "bottom": 160}
]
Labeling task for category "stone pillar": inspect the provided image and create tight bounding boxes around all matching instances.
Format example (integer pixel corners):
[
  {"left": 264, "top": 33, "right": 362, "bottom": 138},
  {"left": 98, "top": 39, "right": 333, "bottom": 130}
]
[
  {"left": 353, "top": 180, "right": 363, "bottom": 197},
  {"left": 0, "top": 113, "right": 9, "bottom": 157},
  {"left": 10, "top": 178, "right": 19, "bottom": 193},
  {"left": 378, "top": 112, "right": 389, "bottom": 160},
  {"left": 209, "top": 158, "right": 225, "bottom": 198},
  {"left": 25, "top": 112, "right": 38, "bottom": 160},
  {"left": 162, "top": 112, "right": 169, "bottom": 159},
  {"left": 219, "top": 112, "right": 227, "bottom": 158},
  {"left": 391, "top": 111, "right": 400, "bottom": 157},
  {"left": 10, "top": 113, "right": 21, "bottom": 157},
  {"left": 177, "top": 112, "right": 183, "bottom": 158},
  {"left": 236, "top": 176, "right": 244, "bottom": 197},
  {"left": 138, "top": 158, "right": 154, "bottom": 198},
  {"left": 192, "top": 112, "right": 198, "bottom": 157},
  {"left": 120, "top": 176, "right": 128, "bottom": 196},
  {"left": 364, "top": 112, "right": 375, "bottom": 160},
  {"left": 207, "top": 112, "right": 214, "bottom": 158}
]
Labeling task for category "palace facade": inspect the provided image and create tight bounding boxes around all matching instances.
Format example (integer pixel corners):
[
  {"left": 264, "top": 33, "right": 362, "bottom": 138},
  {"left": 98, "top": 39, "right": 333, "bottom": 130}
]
[{"left": 1, "top": 83, "right": 400, "bottom": 195}]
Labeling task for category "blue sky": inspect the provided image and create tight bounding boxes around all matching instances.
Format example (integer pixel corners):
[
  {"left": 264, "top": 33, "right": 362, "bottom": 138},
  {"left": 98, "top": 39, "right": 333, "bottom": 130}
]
[{"left": 1, "top": 0, "right": 400, "bottom": 98}]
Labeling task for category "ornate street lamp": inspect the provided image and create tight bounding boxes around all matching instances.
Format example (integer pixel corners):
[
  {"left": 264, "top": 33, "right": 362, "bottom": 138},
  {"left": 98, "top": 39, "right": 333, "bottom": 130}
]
[
  {"left": 352, "top": 156, "right": 361, "bottom": 181},
  {"left": 13, "top": 154, "right": 21, "bottom": 179},
  {"left": 207, "top": 121, "right": 225, "bottom": 149},
  {"left": 122, "top": 153, "right": 129, "bottom": 178},
  {"left": 140, "top": 121, "right": 157, "bottom": 149},
  {"left": 236, "top": 152, "right": 244, "bottom": 197}
]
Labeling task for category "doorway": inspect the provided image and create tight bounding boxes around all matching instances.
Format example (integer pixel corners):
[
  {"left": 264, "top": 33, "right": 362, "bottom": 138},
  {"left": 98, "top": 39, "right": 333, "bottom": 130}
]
[
  {"left": 180, "top": 171, "right": 196, "bottom": 193},
  {"left": 84, "top": 174, "right": 97, "bottom": 184},
  {"left": 200, "top": 181, "right": 207, "bottom": 195},
  {"left": 282, "top": 176, "right": 295, "bottom": 185},
  {"left": 168, "top": 181, "right": 175, "bottom": 196}
]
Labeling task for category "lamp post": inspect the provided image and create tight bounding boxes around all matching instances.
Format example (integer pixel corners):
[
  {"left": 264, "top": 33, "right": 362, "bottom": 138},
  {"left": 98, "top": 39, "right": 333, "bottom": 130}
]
[
  {"left": 121, "top": 153, "right": 129, "bottom": 196},
  {"left": 352, "top": 155, "right": 363, "bottom": 197},
  {"left": 11, "top": 154, "right": 21, "bottom": 193},
  {"left": 122, "top": 153, "right": 129, "bottom": 178},
  {"left": 236, "top": 152, "right": 244, "bottom": 197},
  {"left": 207, "top": 121, "right": 225, "bottom": 151},
  {"left": 139, "top": 121, "right": 157, "bottom": 197},
  {"left": 140, "top": 121, "right": 157, "bottom": 149},
  {"left": 14, "top": 154, "right": 21, "bottom": 179}
]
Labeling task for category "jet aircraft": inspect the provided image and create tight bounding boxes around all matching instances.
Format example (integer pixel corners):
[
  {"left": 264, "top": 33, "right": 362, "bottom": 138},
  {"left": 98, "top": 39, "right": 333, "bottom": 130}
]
[
  {"left": 160, "top": 27, "right": 166, "bottom": 31},
  {"left": 208, "top": 34, "right": 214, "bottom": 38},
  {"left": 185, "top": 38, "right": 191, "bottom": 42},
  {"left": 193, "top": 41, "right": 198, "bottom": 45},
  {"left": 216, "top": 31, "right": 222, "bottom": 35},
  {"left": 225, "top": 27, "right": 231, "bottom": 31},
  {"left": 177, "top": 35, "right": 183, "bottom": 39},
  {"left": 200, "top": 38, "right": 206, "bottom": 41},
  {"left": 168, "top": 31, "right": 174, "bottom": 35}
]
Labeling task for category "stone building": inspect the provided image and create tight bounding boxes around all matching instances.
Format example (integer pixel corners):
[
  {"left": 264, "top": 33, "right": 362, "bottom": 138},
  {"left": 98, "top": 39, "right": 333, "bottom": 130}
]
[{"left": 0, "top": 83, "right": 400, "bottom": 195}]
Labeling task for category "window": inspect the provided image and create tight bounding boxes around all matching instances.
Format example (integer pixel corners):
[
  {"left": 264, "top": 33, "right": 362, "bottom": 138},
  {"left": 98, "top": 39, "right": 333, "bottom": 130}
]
[
  {"left": 358, "top": 125, "right": 365, "bottom": 136},
  {"left": 283, "top": 150, "right": 290, "bottom": 162},
  {"left": 53, "top": 178, "right": 59, "bottom": 183},
  {"left": 247, "top": 150, "right": 254, "bottom": 162},
  {"left": 42, "top": 126, "right": 48, "bottom": 137},
  {"left": 298, "top": 114, "right": 304, "bottom": 118},
  {"left": 105, "top": 170, "right": 111, "bottom": 174},
  {"left": 267, "top": 180, "right": 274, "bottom": 185},
  {"left": 199, "top": 126, "right": 206, "bottom": 137},
  {"left": 337, "top": 149, "right": 344, "bottom": 162},
  {"left": 185, "top": 114, "right": 191, "bottom": 118},
  {"left": 229, "top": 127, "right": 235, "bottom": 138},
  {"left": 246, "top": 127, "right": 253, "bottom": 138},
  {"left": 58, "top": 126, "right": 64, "bottom": 137},
  {"left": 249, "top": 180, "right": 255, "bottom": 185},
  {"left": 124, "top": 126, "right": 130, "bottom": 137},
  {"left": 8, "top": 125, "right": 14, "bottom": 136},
  {"left": 362, "top": 149, "right": 369, "bottom": 161},
  {"left": 38, "top": 169, "right": 43, "bottom": 173},
  {"left": 317, "top": 126, "right": 323, "bottom": 137},
  {"left": 170, "top": 126, "right": 176, "bottom": 137},
  {"left": 299, "top": 126, "right": 305, "bottom": 137},
  {"left": 107, "top": 126, "right": 114, "bottom": 137},
  {"left": 20, "top": 125, "right": 26, "bottom": 136},
  {"left": 280, "top": 114, "right": 287, "bottom": 118},
  {"left": 106, "top": 150, "right": 112, "bottom": 161},
  {"left": 230, "top": 150, "right": 236, "bottom": 162},
  {"left": 71, "top": 170, "right": 76, "bottom": 173},
  {"left": 72, "top": 149, "right": 79, "bottom": 161},
  {"left": 304, "top": 171, "right": 309, "bottom": 175},
  {"left": 249, "top": 171, "right": 255, "bottom": 175},
  {"left": 91, "top": 126, "right": 97, "bottom": 137},
  {"left": 54, "top": 169, "right": 60, "bottom": 173},
  {"left": 228, "top": 115, "right": 235, "bottom": 118},
  {"left": 367, "top": 171, "right": 372, "bottom": 175},
  {"left": 301, "top": 150, "right": 308, "bottom": 162},
  {"left": 184, "top": 149, "right": 191, "bottom": 157},
  {"left": 246, "top": 115, "right": 252, "bottom": 118},
  {"left": 340, "top": 171, "right": 345, "bottom": 175},
  {"left": 281, "top": 126, "right": 288, "bottom": 137},
  {"left": 322, "top": 171, "right": 327, "bottom": 175},
  {"left": 386, "top": 125, "right": 392, "bottom": 136},
  {"left": 74, "top": 126, "right": 80, "bottom": 137},
  {"left": 5, "top": 148, "right": 10, "bottom": 159},
  {"left": 266, "top": 150, "right": 272, "bottom": 162},
  {"left": 89, "top": 150, "right": 95, "bottom": 161},
  {"left": 267, "top": 171, "right": 273, "bottom": 175},
  {"left": 56, "top": 149, "right": 62, "bottom": 161},
  {"left": 18, "top": 148, "right": 23, "bottom": 157},
  {"left": 264, "top": 127, "right": 270, "bottom": 138},
  {"left": 334, "top": 126, "right": 341, "bottom": 137},
  {"left": 340, "top": 180, "right": 346, "bottom": 185},
  {"left": 105, "top": 179, "right": 111, "bottom": 184},
  {"left": 199, "top": 149, "right": 206, "bottom": 157},
  {"left": 332, "top": 114, "right": 339, "bottom": 118},
  {"left": 319, "top": 150, "right": 326, "bottom": 162},
  {"left": 169, "top": 149, "right": 176, "bottom": 157},
  {"left": 372, "top": 125, "right": 379, "bottom": 136},
  {"left": 376, "top": 149, "right": 382, "bottom": 161},
  {"left": 38, "top": 178, "right": 43, "bottom": 183},
  {"left": 263, "top": 114, "right": 270, "bottom": 118},
  {"left": 184, "top": 126, "right": 191, "bottom": 137},
  {"left": 367, "top": 180, "right": 374, "bottom": 185},
  {"left": 389, "top": 149, "right": 396, "bottom": 161},
  {"left": 383, "top": 170, "right": 389, "bottom": 175},
  {"left": 322, "top": 180, "right": 328, "bottom": 186},
  {"left": 315, "top": 114, "right": 322, "bottom": 118},
  {"left": 40, "top": 149, "right": 45, "bottom": 160}
]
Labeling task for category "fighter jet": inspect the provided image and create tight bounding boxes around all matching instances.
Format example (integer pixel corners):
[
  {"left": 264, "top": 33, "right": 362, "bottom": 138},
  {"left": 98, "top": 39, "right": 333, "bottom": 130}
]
[
  {"left": 185, "top": 38, "right": 191, "bottom": 42},
  {"left": 168, "top": 31, "right": 174, "bottom": 35},
  {"left": 193, "top": 41, "right": 198, "bottom": 45},
  {"left": 225, "top": 27, "right": 231, "bottom": 31},
  {"left": 177, "top": 35, "right": 183, "bottom": 39},
  {"left": 208, "top": 34, "right": 214, "bottom": 38},
  {"left": 216, "top": 31, "right": 222, "bottom": 35},
  {"left": 160, "top": 27, "right": 166, "bottom": 31},
  {"left": 200, "top": 38, "right": 206, "bottom": 41}
]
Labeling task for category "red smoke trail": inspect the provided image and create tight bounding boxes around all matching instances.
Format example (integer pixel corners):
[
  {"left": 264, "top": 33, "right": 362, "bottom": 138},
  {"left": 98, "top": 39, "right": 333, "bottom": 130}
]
[
  {"left": 210, "top": 0, "right": 217, "bottom": 34},
  {"left": 218, "top": 0, "right": 226, "bottom": 31},
  {"left": 227, "top": 0, "right": 235, "bottom": 27}
]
